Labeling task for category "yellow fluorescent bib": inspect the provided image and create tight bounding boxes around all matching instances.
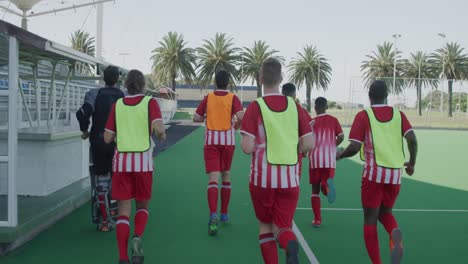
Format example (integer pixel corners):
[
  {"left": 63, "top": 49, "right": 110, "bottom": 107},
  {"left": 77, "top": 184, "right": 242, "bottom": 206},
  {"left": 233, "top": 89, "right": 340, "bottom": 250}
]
[
  {"left": 360, "top": 107, "right": 405, "bottom": 168},
  {"left": 257, "top": 96, "right": 299, "bottom": 165},
  {"left": 115, "top": 96, "right": 152, "bottom": 152}
]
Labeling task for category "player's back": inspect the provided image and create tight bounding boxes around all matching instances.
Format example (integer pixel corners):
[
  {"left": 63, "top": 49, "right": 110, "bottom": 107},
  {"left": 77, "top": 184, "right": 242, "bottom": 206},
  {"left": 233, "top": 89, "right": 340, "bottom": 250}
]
[{"left": 310, "top": 114, "right": 343, "bottom": 169}]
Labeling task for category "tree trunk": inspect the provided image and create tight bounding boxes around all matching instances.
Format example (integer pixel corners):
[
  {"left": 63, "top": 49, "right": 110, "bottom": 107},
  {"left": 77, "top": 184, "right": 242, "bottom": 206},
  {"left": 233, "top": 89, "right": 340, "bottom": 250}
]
[
  {"left": 417, "top": 83, "right": 422, "bottom": 116},
  {"left": 306, "top": 84, "right": 312, "bottom": 113},
  {"left": 172, "top": 75, "right": 176, "bottom": 92},
  {"left": 448, "top": 80, "right": 453, "bottom": 117},
  {"left": 256, "top": 74, "right": 262, "bottom": 98}
]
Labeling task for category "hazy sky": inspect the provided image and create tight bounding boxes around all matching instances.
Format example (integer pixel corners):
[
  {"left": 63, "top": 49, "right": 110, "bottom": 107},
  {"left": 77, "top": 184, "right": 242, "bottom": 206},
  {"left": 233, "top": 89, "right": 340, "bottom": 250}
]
[{"left": 1, "top": 0, "right": 468, "bottom": 102}]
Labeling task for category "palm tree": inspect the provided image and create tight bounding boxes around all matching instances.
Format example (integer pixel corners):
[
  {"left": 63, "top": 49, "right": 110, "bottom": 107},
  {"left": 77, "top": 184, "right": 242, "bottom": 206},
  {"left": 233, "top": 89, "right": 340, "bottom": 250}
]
[
  {"left": 242, "top": 41, "right": 282, "bottom": 97},
  {"left": 70, "top": 30, "right": 95, "bottom": 75},
  {"left": 403, "top": 51, "right": 438, "bottom": 116},
  {"left": 196, "top": 33, "right": 240, "bottom": 89},
  {"left": 430, "top": 42, "right": 468, "bottom": 117},
  {"left": 361, "top": 42, "right": 405, "bottom": 94},
  {"left": 150, "top": 32, "right": 197, "bottom": 91},
  {"left": 288, "top": 45, "right": 332, "bottom": 112}
]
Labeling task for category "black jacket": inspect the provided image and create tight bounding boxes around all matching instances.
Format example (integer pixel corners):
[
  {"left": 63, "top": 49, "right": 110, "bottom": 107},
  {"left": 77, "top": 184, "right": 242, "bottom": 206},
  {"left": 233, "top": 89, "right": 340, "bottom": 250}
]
[{"left": 76, "top": 86, "right": 124, "bottom": 143}]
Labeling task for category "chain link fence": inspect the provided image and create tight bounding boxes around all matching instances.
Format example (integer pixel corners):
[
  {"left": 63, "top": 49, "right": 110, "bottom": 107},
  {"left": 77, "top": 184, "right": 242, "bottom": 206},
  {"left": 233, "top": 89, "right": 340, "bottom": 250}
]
[{"left": 333, "top": 77, "right": 468, "bottom": 129}]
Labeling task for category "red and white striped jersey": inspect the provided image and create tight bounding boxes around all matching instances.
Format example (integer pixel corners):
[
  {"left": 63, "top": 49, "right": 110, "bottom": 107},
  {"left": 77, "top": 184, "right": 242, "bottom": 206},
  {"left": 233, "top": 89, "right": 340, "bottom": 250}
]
[
  {"left": 349, "top": 106, "right": 413, "bottom": 185},
  {"left": 361, "top": 131, "right": 402, "bottom": 184},
  {"left": 195, "top": 90, "right": 244, "bottom": 146},
  {"left": 309, "top": 114, "right": 343, "bottom": 169},
  {"left": 240, "top": 94, "right": 312, "bottom": 189},
  {"left": 204, "top": 128, "right": 236, "bottom": 146},
  {"left": 105, "top": 95, "right": 162, "bottom": 173},
  {"left": 112, "top": 148, "right": 154, "bottom": 173}
]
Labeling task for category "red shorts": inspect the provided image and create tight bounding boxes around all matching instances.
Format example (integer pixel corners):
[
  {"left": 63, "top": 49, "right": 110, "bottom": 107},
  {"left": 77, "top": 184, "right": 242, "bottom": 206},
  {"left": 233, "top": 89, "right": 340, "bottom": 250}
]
[
  {"left": 111, "top": 171, "right": 153, "bottom": 201},
  {"left": 249, "top": 184, "right": 299, "bottom": 229},
  {"left": 361, "top": 178, "right": 401, "bottom": 208},
  {"left": 203, "top": 145, "right": 235, "bottom": 173},
  {"left": 309, "top": 168, "right": 335, "bottom": 184}
]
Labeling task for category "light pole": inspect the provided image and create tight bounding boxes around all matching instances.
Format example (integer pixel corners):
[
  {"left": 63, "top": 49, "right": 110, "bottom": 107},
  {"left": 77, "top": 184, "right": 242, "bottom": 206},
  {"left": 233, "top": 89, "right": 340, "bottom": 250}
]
[
  {"left": 96, "top": 3, "right": 104, "bottom": 60},
  {"left": 438, "top": 33, "right": 446, "bottom": 112},
  {"left": 392, "top": 34, "right": 402, "bottom": 94}
]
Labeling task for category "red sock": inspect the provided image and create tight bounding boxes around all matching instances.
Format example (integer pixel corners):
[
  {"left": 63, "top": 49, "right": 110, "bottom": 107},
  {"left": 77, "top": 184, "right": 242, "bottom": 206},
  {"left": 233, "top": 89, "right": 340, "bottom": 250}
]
[
  {"left": 98, "top": 195, "right": 108, "bottom": 222},
  {"left": 311, "top": 194, "right": 321, "bottom": 221},
  {"left": 221, "top": 182, "right": 231, "bottom": 214},
  {"left": 134, "top": 209, "right": 149, "bottom": 237},
  {"left": 379, "top": 212, "right": 398, "bottom": 235},
  {"left": 259, "top": 233, "right": 278, "bottom": 264},
  {"left": 276, "top": 228, "right": 296, "bottom": 250},
  {"left": 207, "top": 181, "right": 218, "bottom": 215},
  {"left": 116, "top": 216, "right": 130, "bottom": 261},
  {"left": 364, "top": 224, "right": 382, "bottom": 264}
]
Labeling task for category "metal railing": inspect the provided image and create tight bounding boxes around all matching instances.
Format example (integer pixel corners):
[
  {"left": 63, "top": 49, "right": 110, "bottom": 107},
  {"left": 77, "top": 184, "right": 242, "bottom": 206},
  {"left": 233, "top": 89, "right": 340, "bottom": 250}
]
[{"left": 0, "top": 69, "right": 97, "bottom": 130}]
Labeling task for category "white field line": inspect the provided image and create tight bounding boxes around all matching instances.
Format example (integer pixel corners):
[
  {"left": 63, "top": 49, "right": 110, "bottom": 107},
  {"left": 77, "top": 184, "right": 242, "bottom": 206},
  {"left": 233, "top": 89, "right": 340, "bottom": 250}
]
[
  {"left": 292, "top": 220, "right": 320, "bottom": 264},
  {"left": 296, "top": 207, "right": 468, "bottom": 213}
]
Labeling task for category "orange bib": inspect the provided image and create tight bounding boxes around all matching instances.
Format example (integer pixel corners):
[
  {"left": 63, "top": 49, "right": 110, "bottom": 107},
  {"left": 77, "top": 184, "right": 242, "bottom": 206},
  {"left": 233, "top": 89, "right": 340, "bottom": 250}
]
[{"left": 206, "top": 92, "right": 234, "bottom": 131}]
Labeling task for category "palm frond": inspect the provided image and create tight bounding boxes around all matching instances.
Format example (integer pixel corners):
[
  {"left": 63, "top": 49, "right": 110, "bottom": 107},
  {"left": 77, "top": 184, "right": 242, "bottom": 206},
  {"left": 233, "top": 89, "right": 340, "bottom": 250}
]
[
  {"left": 150, "top": 32, "right": 196, "bottom": 89},
  {"left": 287, "top": 45, "right": 332, "bottom": 111},
  {"left": 195, "top": 33, "right": 241, "bottom": 90}
]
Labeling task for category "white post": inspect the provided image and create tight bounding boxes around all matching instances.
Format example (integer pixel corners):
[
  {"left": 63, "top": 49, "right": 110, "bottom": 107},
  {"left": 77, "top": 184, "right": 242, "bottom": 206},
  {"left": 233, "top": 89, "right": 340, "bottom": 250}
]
[
  {"left": 8, "top": 36, "right": 19, "bottom": 227},
  {"left": 466, "top": 92, "right": 468, "bottom": 119},
  {"left": 33, "top": 65, "right": 41, "bottom": 127},
  {"left": 54, "top": 68, "right": 73, "bottom": 125},
  {"left": 317, "top": 59, "right": 321, "bottom": 90},
  {"left": 21, "top": 11, "right": 28, "bottom": 30},
  {"left": 240, "top": 54, "right": 244, "bottom": 104},
  {"left": 418, "top": 60, "right": 421, "bottom": 112},
  {"left": 440, "top": 56, "right": 445, "bottom": 112},
  {"left": 438, "top": 33, "right": 446, "bottom": 113},
  {"left": 47, "top": 63, "right": 57, "bottom": 126},
  {"left": 18, "top": 78, "right": 33, "bottom": 127},
  {"left": 66, "top": 84, "right": 70, "bottom": 125},
  {"left": 96, "top": 3, "right": 104, "bottom": 60},
  {"left": 392, "top": 34, "right": 401, "bottom": 93}
]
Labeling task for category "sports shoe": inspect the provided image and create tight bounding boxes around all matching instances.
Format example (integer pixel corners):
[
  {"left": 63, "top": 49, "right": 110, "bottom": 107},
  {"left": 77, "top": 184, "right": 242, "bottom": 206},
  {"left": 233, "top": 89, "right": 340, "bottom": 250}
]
[
  {"left": 131, "top": 236, "right": 144, "bottom": 264},
  {"left": 286, "top": 240, "right": 299, "bottom": 264},
  {"left": 208, "top": 213, "right": 218, "bottom": 236},
  {"left": 326, "top": 178, "right": 336, "bottom": 204},
  {"left": 220, "top": 213, "right": 230, "bottom": 223},
  {"left": 312, "top": 219, "right": 322, "bottom": 228},
  {"left": 98, "top": 221, "right": 110, "bottom": 232},
  {"left": 390, "top": 228, "right": 403, "bottom": 264}
]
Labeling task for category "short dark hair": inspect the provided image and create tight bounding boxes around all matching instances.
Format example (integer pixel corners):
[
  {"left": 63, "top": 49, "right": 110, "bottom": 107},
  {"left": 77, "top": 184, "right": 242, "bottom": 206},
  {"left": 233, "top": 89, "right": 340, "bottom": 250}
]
[
  {"left": 103, "top": 65, "right": 120, "bottom": 86},
  {"left": 369, "top": 80, "right": 388, "bottom": 102},
  {"left": 125, "top": 69, "right": 146, "bottom": 95},
  {"left": 215, "top": 69, "right": 230, "bottom": 89},
  {"left": 315, "top": 97, "right": 328, "bottom": 109},
  {"left": 261, "top": 58, "right": 282, "bottom": 87},
  {"left": 282, "top": 83, "right": 296, "bottom": 97}
]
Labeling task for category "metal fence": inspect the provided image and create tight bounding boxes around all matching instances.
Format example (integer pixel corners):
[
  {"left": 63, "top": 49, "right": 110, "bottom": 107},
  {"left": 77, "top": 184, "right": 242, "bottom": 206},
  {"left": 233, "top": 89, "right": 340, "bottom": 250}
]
[
  {"left": 0, "top": 63, "right": 97, "bottom": 130},
  {"left": 336, "top": 77, "right": 468, "bottom": 129}
]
